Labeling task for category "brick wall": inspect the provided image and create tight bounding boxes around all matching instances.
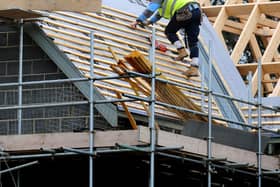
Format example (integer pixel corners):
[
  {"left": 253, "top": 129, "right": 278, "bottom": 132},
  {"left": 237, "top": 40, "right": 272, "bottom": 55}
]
[{"left": 0, "top": 23, "right": 110, "bottom": 135}]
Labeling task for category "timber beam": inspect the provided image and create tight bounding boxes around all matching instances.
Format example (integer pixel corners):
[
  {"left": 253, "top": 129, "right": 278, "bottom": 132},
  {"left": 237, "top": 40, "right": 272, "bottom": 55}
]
[
  {"left": 0, "top": 126, "right": 278, "bottom": 170},
  {"left": 0, "top": 0, "right": 101, "bottom": 12}
]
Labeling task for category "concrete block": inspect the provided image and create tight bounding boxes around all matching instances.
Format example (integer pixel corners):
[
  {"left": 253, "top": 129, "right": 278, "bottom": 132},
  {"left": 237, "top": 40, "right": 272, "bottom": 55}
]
[
  {"left": 45, "top": 107, "right": 71, "bottom": 118},
  {"left": 0, "top": 25, "right": 16, "bottom": 32},
  {"left": 21, "top": 120, "right": 33, "bottom": 134},
  {"left": 35, "top": 119, "right": 59, "bottom": 133},
  {"left": 0, "top": 33, "right": 7, "bottom": 46},
  {"left": 22, "top": 90, "right": 33, "bottom": 104},
  {"left": 22, "top": 74, "right": 45, "bottom": 89},
  {"left": 0, "top": 62, "right": 6, "bottom": 75},
  {"left": 61, "top": 117, "right": 87, "bottom": 132},
  {"left": 23, "top": 108, "right": 44, "bottom": 119},
  {"left": 8, "top": 121, "right": 17, "bottom": 135},
  {"left": 0, "top": 121, "right": 8, "bottom": 135},
  {"left": 7, "top": 32, "right": 33, "bottom": 46},
  {"left": 0, "top": 91, "right": 5, "bottom": 105},
  {"left": 7, "top": 61, "right": 18, "bottom": 75},
  {"left": 5, "top": 91, "right": 18, "bottom": 105},
  {"left": 23, "top": 46, "right": 45, "bottom": 59},
  {"left": 0, "top": 47, "right": 19, "bottom": 61},
  {"left": 32, "top": 60, "right": 58, "bottom": 74},
  {"left": 7, "top": 32, "right": 18, "bottom": 46}
]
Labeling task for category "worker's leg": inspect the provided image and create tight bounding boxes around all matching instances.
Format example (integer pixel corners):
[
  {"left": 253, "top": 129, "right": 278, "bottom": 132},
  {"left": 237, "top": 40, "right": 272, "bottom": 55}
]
[
  {"left": 185, "top": 9, "right": 201, "bottom": 62},
  {"left": 183, "top": 8, "right": 201, "bottom": 77},
  {"left": 165, "top": 15, "right": 187, "bottom": 60}
]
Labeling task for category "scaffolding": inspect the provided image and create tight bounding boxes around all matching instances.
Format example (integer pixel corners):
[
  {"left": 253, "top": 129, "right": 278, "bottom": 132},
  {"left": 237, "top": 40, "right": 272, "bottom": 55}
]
[{"left": 0, "top": 18, "right": 279, "bottom": 187}]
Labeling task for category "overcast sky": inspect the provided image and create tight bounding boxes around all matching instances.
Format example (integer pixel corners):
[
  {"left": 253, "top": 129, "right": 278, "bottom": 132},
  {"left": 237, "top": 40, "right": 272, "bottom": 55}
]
[{"left": 102, "top": 0, "right": 146, "bottom": 15}]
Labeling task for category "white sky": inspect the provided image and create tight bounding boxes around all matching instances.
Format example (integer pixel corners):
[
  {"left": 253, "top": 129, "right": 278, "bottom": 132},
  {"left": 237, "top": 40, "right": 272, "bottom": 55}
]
[{"left": 102, "top": 0, "right": 146, "bottom": 15}]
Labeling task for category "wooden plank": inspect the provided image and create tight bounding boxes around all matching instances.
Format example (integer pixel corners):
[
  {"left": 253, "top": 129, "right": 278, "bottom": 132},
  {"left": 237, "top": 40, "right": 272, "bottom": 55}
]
[
  {"left": 259, "top": 1, "right": 280, "bottom": 14},
  {"left": 231, "top": 5, "right": 261, "bottom": 64},
  {"left": 271, "top": 79, "right": 280, "bottom": 96},
  {"left": 125, "top": 51, "right": 208, "bottom": 122},
  {"left": 258, "top": 14, "right": 278, "bottom": 28},
  {"left": 252, "top": 121, "right": 280, "bottom": 126},
  {"left": 225, "top": 4, "right": 254, "bottom": 16},
  {"left": 203, "top": 4, "right": 254, "bottom": 17},
  {"left": 43, "top": 27, "right": 202, "bottom": 88},
  {"left": 244, "top": 113, "right": 280, "bottom": 118},
  {"left": 102, "top": 5, "right": 168, "bottom": 29},
  {"left": 115, "top": 91, "right": 138, "bottom": 129},
  {"left": 0, "top": 130, "right": 140, "bottom": 152},
  {"left": 263, "top": 74, "right": 274, "bottom": 94},
  {"left": 138, "top": 126, "right": 279, "bottom": 170},
  {"left": 202, "top": 6, "right": 223, "bottom": 17},
  {"left": 237, "top": 62, "right": 280, "bottom": 75},
  {"left": 262, "top": 22, "right": 280, "bottom": 62},
  {"left": 55, "top": 12, "right": 152, "bottom": 45},
  {"left": 0, "top": 0, "right": 101, "bottom": 12},
  {"left": 0, "top": 9, "right": 43, "bottom": 19},
  {"left": 262, "top": 79, "right": 279, "bottom": 84},
  {"left": 213, "top": 7, "right": 228, "bottom": 47},
  {"left": 42, "top": 17, "right": 190, "bottom": 68},
  {"left": 42, "top": 17, "right": 182, "bottom": 61},
  {"left": 249, "top": 35, "right": 262, "bottom": 61}
]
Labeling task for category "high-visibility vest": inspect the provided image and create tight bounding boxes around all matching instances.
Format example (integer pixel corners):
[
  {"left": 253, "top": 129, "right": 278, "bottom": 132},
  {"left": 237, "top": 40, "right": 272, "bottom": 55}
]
[{"left": 159, "top": 0, "right": 196, "bottom": 19}]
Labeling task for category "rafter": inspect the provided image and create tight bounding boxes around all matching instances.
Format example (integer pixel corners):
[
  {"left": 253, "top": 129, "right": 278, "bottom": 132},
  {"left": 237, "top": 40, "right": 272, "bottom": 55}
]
[
  {"left": 249, "top": 22, "right": 280, "bottom": 96},
  {"left": 271, "top": 79, "right": 280, "bottom": 96},
  {"left": 231, "top": 5, "right": 261, "bottom": 64}
]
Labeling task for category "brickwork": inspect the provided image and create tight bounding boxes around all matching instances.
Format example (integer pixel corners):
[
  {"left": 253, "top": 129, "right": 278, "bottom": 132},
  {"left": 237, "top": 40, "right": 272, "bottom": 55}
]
[{"left": 0, "top": 24, "right": 96, "bottom": 135}]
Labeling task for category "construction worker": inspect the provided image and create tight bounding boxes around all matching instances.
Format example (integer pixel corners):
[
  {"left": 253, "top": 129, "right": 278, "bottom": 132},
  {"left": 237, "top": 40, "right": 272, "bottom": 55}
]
[{"left": 130, "top": 0, "right": 202, "bottom": 77}]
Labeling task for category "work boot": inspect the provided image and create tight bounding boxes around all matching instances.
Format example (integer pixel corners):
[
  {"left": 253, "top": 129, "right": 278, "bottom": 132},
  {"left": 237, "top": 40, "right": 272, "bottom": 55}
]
[
  {"left": 183, "top": 65, "right": 199, "bottom": 78},
  {"left": 174, "top": 48, "right": 188, "bottom": 61}
]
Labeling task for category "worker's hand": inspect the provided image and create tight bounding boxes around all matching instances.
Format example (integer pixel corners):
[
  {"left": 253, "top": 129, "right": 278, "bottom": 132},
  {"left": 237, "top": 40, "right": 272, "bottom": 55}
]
[
  {"left": 130, "top": 20, "right": 151, "bottom": 29},
  {"left": 144, "top": 20, "right": 152, "bottom": 26},
  {"left": 130, "top": 21, "right": 139, "bottom": 29}
]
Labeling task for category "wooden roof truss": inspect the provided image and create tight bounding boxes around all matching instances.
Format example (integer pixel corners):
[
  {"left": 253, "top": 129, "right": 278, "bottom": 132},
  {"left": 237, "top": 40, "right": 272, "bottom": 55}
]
[{"left": 201, "top": 0, "right": 280, "bottom": 97}]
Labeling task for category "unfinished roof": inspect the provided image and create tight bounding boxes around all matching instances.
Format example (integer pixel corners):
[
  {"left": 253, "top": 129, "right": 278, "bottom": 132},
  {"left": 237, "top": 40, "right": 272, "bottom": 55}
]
[
  {"left": 35, "top": 6, "right": 225, "bottom": 125},
  {"left": 27, "top": 1, "right": 280, "bottom": 129}
]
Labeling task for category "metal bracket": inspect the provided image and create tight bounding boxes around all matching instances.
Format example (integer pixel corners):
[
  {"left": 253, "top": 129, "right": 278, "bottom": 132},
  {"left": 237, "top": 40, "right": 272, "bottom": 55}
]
[
  {"left": 225, "top": 163, "right": 253, "bottom": 168},
  {"left": 62, "top": 147, "right": 96, "bottom": 156},
  {"left": 263, "top": 170, "right": 280, "bottom": 175},
  {"left": 116, "top": 143, "right": 184, "bottom": 153}
]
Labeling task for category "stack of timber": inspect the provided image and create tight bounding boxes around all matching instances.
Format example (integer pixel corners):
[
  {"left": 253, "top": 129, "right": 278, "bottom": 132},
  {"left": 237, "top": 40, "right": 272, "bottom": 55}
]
[{"left": 125, "top": 51, "right": 208, "bottom": 122}]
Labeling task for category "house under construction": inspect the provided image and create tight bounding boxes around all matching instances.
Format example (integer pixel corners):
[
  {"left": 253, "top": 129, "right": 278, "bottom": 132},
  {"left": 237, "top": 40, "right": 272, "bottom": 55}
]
[{"left": 0, "top": 0, "right": 280, "bottom": 186}]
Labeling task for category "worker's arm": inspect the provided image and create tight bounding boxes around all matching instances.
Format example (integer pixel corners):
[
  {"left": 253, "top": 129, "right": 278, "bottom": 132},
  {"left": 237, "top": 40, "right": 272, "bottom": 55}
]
[
  {"left": 149, "top": 12, "right": 161, "bottom": 24},
  {"left": 131, "top": 0, "right": 161, "bottom": 28}
]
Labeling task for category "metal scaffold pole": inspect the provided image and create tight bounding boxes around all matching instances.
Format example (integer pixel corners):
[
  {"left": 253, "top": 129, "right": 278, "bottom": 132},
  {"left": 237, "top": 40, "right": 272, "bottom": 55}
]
[
  {"left": 89, "top": 31, "right": 95, "bottom": 187},
  {"left": 18, "top": 19, "right": 23, "bottom": 135},
  {"left": 149, "top": 25, "right": 156, "bottom": 187},
  {"left": 257, "top": 59, "right": 262, "bottom": 187},
  {"left": 17, "top": 18, "right": 24, "bottom": 187},
  {"left": 201, "top": 52, "right": 205, "bottom": 112},
  {"left": 247, "top": 71, "right": 253, "bottom": 126},
  {"left": 207, "top": 40, "right": 213, "bottom": 187}
]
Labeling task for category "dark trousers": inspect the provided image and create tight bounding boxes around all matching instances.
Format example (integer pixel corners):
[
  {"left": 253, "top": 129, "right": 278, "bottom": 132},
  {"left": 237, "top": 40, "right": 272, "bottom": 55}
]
[{"left": 165, "top": 7, "right": 201, "bottom": 59}]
